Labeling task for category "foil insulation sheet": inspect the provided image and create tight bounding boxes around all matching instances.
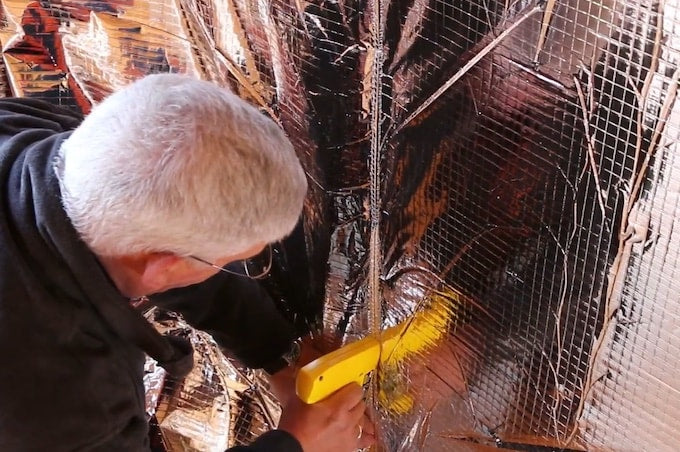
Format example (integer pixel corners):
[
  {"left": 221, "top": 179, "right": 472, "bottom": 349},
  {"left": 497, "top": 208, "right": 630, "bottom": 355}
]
[
  {"left": 144, "top": 308, "right": 281, "bottom": 451},
  {"left": 1, "top": 0, "right": 678, "bottom": 450}
]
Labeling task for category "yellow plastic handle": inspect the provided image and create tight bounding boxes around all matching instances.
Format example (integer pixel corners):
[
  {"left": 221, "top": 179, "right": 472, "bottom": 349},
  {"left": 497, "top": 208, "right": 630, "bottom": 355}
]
[
  {"left": 295, "top": 336, "right": 381, "bottom": 404},
  {"left": 295, "top": 292, "right": 455, "bottom": 405}
]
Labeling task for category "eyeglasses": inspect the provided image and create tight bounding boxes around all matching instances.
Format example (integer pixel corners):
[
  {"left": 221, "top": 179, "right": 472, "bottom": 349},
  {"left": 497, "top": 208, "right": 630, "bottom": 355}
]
[{"left": 189, "top": 244, "right": 273, "bottom": 279}]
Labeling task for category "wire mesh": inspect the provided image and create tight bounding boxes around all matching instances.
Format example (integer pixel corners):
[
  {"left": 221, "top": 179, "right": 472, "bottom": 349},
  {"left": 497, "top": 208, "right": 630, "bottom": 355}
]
[{"left": 0, "top": 0, "right": 678, "bottom": 450}]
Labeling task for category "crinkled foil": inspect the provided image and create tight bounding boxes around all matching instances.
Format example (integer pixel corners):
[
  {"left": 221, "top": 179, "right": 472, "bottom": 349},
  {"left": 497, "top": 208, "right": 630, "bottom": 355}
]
[
  {"left": 144, "top": 308, "right": 280, "bottom": 451},
  {"left": 2, "top": 1, "right": 679, "bottom": 451},
  {"left": 143, "top": 354, "right": 167, "bottom": 420}
]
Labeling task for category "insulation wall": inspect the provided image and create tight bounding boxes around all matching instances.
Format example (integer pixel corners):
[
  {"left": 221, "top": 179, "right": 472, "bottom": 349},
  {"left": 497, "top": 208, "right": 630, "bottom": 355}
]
[{"left": 1, "top": 1, "right": 678, "bottom": 450}]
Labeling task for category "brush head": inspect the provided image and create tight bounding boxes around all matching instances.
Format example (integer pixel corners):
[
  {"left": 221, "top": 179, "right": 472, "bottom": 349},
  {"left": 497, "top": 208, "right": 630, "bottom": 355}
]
[
  {"left": 295, "top": 289, "right": 458, "bottom": 405},
  {"left": 379, "top": 291, "right": 455, "bottom": 365}
]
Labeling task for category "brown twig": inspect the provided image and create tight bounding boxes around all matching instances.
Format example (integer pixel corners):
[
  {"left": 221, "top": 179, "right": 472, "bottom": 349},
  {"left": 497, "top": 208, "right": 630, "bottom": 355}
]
[
  {"left": 214, "top": 47, "right": 280, "bottom": 126},
  {"left": 573, "top": 77, "right": 608, "bottom": 218},
  {"left": 566, "top": 2, "right": 677, "bottom": 445},
  {"left": 450, "top": 346, "right": 481, "bottom": 431},
  {"left": 533, "top": 0, "right": 557, "bottom": 64},
  {"left": 395, "top": 4, "right": 543, "bottom": 135}
]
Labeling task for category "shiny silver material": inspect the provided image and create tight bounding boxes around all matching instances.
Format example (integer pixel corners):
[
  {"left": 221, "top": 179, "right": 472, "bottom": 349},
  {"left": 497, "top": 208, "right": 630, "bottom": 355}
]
[
  {"left": 145, "top": 309, "right": 281, "bottom": 451},
  {"left": 2, "top": 0, "right": 679, "bottom": 450}
]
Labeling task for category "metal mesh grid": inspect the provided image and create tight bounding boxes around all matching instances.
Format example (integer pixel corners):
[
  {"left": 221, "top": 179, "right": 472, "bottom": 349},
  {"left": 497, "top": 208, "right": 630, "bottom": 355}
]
[{"left": 1, "top": 0, "right": 678, "bottom": 450}]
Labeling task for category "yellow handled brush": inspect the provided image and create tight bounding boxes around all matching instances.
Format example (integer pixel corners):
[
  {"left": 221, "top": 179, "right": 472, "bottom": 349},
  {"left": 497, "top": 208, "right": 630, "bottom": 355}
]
[{"left": 296, "top": 290, "right": 456, "bottom": 405}]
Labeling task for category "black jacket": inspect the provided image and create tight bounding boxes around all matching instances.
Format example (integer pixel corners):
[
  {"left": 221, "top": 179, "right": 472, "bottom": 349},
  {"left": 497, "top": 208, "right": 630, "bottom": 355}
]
[{"left": 0, "top": 98, "right": 302, "bottom": 451}]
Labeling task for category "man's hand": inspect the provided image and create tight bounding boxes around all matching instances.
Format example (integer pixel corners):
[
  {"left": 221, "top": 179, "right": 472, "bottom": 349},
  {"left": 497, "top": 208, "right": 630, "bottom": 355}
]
[
  {"left": 267, "top": 334, "right": 328, "bottom": 406},
  {"left": 277, "top": 383, "right": 376, "bottom": 452}
]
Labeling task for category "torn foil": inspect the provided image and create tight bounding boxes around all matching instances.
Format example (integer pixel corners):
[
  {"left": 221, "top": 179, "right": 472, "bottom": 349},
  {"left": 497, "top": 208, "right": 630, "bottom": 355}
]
[{"left": 1, "top": 0, "right": 679, "bottom": 450}]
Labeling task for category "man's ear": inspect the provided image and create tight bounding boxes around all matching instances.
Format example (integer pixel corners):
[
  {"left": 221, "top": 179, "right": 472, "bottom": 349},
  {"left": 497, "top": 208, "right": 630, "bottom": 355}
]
[{"left": 139, "top": 253, "right": 185, "bottom": 293}]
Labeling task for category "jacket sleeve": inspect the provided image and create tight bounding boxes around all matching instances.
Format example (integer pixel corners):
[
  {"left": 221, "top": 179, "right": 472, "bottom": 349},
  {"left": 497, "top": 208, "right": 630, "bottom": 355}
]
[
  {"left": 227, "top": 430, "right": 303, "bottom": 452},
  {"left": 149, "top": 271, "right": 297, "bottom": 373}
]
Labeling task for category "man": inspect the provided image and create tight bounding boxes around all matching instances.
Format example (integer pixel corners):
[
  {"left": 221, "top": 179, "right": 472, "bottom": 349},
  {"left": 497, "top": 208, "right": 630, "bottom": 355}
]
[{"left": 0, "top": 74, "right": 374, "bottom": 451}]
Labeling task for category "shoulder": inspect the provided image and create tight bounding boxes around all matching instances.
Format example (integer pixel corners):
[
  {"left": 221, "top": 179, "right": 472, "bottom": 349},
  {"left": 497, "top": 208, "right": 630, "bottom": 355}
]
[{"left": 0, "top": 97, "right": 83, "bottom": 133}]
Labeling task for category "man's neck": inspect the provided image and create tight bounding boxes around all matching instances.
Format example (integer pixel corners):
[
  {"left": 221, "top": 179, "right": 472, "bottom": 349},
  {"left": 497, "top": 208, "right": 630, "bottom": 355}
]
[{"left": 96, "top": 254, "right": 149, "bottom": 299}]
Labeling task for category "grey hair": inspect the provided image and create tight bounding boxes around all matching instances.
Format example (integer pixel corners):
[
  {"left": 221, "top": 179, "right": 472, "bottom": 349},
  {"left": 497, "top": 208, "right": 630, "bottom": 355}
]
[{"left": 60, "top": 74, "right": 307, "bottom": 259}]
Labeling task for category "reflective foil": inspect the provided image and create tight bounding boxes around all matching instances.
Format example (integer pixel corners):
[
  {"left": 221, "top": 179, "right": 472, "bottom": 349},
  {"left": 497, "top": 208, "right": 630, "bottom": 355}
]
[
  {"left": 143, "top": 354, "right": 167, "bottom": 420},
  {"left": 2, "top": 1, "right": 679, "bottom": 450},
  {"left": 145, "top": 309, "right": 281, "bottom": 451}
]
